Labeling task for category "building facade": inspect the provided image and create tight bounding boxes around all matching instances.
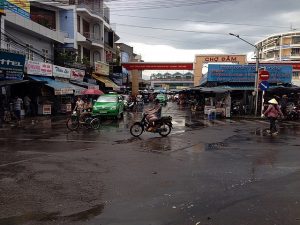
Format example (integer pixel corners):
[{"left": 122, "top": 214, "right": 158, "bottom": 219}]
[
  {"left": 150, "top": 72, "right": 194, "bottom": 91},
  {"left": 256, "top": 31, "right": 300, "bottom": 62},
  {"left": 256, "top": 31, "right": 300, "bottom": 86}
]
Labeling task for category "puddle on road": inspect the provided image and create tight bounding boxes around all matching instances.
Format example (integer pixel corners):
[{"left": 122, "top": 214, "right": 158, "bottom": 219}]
[
  {"left": 0, "top": 204, "right": 105, "bottom": 225},
  {"left": 139, "top": 137, "right": 172, "bottom": 152},
  {"left": 66, "top": 204, "right": 105, "bottom": 221},
  {"left": 0, "top": 212, "right": 60, "bottom": 225},
  {"left": 205, "top": 142, "right": 228, "bottom": 151}
]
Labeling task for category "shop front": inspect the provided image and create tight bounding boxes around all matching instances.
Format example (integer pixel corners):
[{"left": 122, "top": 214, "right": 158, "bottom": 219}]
[
  {"left": 198, "top": 64, "right": 293, "bottom": 117},
  {"left": 26, "top": 62, "right": 86, "bottom": 115},
  {"left": 93, "top": 61, "right": 120, "bottom": 92}
]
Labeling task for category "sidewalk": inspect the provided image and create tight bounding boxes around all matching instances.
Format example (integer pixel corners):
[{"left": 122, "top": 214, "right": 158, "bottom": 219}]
[{"left": 0, "top": 115, "right": 68, "bottom": 131}]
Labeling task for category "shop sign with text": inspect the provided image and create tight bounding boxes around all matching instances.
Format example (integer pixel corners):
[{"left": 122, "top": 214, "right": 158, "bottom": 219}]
[
  {"left": 203, "top": 56, "right": 242, "bottom": 63},
  {"left": 207, "top": 64, "right": 292, "bottom": 83},
  {"left": 0, "top": 51, "right": 26, "bottom": 80},
  {"left": 53, "top": 65, "right": 71, "bottom": 79},
  {"left": 26, "top": 60, "right": 52, "bottom": 76},
  {"left": 94, "top": 61, "right": 109, "bottom": 76},
  {"left": 70, "top": 69, "right": 85, "bottom": 81}
]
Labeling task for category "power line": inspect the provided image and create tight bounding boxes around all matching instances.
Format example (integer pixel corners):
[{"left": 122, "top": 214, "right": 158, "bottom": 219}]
[
  {"left": 111, "top": 13, "right": 295, "bottom": 29},
  {"left": 117, "top": 31, "right": 238, "bottom": 48},
  {"left": 107, "top": 0, "right": 236, "bottom": 11},
  {"left": 115, "top": 23, "right": 266, "bottom": 38}
]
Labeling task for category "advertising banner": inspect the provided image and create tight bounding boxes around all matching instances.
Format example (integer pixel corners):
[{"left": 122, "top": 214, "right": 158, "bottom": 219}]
[
  {"left": 0, "top": 50, "right": 26, "bottom": 80},
  {"left": 94, "top": 61, "right": 109, "bottom": 76},
  {"left": 53, "top": 65, "right": 71, "bottom": 79},
  {"left": 122, "top": 63, "right": 193, "bottom": 71},
  {"left": 5, "top": 0, "right": 30, "bottom": 19},
  {"left": 0, "top": 0, "right": 5, "bottom": 15},
  {"left": 70, "top": 69, "right": 85, "bottom": 81},
  {"left": 207, "top": 64, "right": 292, "bottom": 83},
  {"left": 26, "top": 60, "right": 52, "bottom": 76}
]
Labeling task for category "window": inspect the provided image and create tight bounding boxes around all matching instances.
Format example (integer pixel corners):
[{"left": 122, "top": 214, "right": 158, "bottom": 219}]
[
  {"left": 292, "top": 72, "right": 299, "bottom": 79},
  {"left": 42, "top": 49, "right": 49, "bottom": 62},
  {"left": 291, "top": 48, "right": 300, "bottom": 55},
  {"left": 26, "top": 44, "right": 34, "bottom": 60}
]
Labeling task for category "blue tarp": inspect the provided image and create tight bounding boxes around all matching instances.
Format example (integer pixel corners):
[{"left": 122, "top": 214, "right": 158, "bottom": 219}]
[{"left": 29, "top": 76, "right": 85, "bottom": 95}]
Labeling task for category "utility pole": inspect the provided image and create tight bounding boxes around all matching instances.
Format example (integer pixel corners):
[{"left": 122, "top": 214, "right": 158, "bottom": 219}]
[{"left": 229, "top": 33, "right": 260, "bottom": 116}]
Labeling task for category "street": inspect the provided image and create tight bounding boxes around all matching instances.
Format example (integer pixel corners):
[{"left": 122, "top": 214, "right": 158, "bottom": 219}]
[{"left": 1, "top": 102, "right": 300, "bottom": 225}]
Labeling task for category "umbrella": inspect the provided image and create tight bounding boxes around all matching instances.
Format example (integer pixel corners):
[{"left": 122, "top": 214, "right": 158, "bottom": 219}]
[{"left": 81, "top": 89, "right": 104, "bottom": 95}]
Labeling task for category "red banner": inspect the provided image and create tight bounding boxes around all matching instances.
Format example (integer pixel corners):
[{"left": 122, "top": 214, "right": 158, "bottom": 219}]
[{"left": 122, "top": 63, "right": 193, "bottom": 71}]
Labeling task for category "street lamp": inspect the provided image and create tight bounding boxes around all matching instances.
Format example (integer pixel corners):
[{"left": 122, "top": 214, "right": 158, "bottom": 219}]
[{"left": 229, "top": 33, "right": 260, "bottom": 116}]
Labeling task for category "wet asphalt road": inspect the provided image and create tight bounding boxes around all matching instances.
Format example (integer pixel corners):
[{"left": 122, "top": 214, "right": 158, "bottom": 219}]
[{"left": 1, "top": 102, "right": 300, "bottom": 225}]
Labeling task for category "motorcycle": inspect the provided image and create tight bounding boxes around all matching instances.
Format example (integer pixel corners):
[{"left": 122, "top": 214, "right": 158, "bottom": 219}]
[
  {"left": 124, "top": 100, "right": 135, "bottom": 111},
  {"left": 130, "top": 113, "right": 173, "bottom": 137},
  {"left": 285, "top": 106, "right": 300, "bottom": 121}
]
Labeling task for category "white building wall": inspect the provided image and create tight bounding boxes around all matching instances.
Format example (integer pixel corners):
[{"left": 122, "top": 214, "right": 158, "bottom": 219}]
[{"left": 5, "top": 25, "right": 54, "bottom": 62}]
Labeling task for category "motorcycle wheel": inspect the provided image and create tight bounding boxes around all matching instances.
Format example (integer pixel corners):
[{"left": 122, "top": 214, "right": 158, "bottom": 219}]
[
  {"left": 66, "top": 117, "right": 79, "bottom": 131},
  {"left": 159, "top": 123, "right": 172, "bottom": 137},
  {"left": 90, "top": 118, "right": 100, "bottom": 130},
  {"left": 130, "top": 122, "right": 144, "bottom": 137}
]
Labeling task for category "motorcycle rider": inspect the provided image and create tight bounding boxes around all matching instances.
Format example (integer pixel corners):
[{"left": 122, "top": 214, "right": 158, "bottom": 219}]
[{"left": 146, "top": 98, "right": 162, "bottom": 132}]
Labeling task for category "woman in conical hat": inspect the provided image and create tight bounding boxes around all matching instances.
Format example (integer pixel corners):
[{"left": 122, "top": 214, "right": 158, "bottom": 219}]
[{"left": 263, "top": 98, "right": 283, "bottom": 135}]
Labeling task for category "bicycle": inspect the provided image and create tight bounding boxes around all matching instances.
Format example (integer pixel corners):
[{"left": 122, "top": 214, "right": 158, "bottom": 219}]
[{"left": 66, "top": 111, "right": 100, "bottom": 131}]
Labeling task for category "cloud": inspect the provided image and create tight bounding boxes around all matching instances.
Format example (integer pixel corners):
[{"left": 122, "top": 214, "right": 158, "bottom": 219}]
[{"left": 110, "top": 0, "right": 300, "bottom": 63}]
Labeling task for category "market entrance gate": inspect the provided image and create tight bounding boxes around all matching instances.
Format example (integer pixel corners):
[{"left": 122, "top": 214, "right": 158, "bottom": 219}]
[
  {"left": 194, "top": 54, "right": 247, "bottom": 86},
  {"left": 122, "top": 62, "right": 193, "bottom": 96}
]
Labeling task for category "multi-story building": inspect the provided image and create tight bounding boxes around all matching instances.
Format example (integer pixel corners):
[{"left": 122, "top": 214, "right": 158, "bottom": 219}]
[
  {"left": 150, "top": 72, "right": 194, "bottom": 91},
  {"left": 256, "top": 31, "right": 300, "bottom": 62},
  {"left": 256, "top": 31, "right": 300, "bottom": 86},
  {"left": 2, "top": 1, "right": 67, "bottom": 62}
]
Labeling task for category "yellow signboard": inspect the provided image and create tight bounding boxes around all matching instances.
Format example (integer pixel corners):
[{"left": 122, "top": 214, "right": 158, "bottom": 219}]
[
  {"left": 94, "top": 61, "right": 109, "bottom": 76},
  {"left": 5, "top": 0, "right": 30, "bottom": 18}
]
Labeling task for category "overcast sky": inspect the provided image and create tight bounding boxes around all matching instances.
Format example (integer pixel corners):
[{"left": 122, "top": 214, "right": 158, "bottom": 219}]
[{"left": 107, "top": 0, "right": 300, "bottom": 77}]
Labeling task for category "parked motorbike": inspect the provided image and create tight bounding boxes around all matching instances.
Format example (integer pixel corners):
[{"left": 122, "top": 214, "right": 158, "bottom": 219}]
[
  {"left": 285, "top": 106, "right": 300, "bottom": 121},
  {"left": 130, "top": 113, "right": 173, "bottom": 137}
]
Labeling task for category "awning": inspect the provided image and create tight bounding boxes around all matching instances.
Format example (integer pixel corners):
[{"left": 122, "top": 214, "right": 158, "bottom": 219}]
[
  {"left": 69, "top": 80, "right": 99, "bottom": 90},
  {"left": 0, "top": 80, "right": 28, "bottom": 86},
  {"left": 92, "top": 73, "right": 120, "bottom": 90},
  {"left": 28, "top": 76, "right": 85, "bottom": 95}
]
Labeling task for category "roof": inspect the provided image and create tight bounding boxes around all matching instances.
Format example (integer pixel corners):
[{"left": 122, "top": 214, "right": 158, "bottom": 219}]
[{"left": 29, "top": 76, "right": 85, "bottom": 95}]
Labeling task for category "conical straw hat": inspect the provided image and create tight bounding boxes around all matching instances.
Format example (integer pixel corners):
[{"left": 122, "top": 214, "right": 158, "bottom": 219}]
[{"left": 268, "top": 98, "right": 278, "bottom": 105}]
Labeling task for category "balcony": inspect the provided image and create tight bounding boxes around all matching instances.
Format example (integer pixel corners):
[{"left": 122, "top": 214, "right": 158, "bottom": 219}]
[
  {"left": 76, "top": 3, "right": 105, "bottom": 21},
  {"left": 77, "top": 32, "right": 104, "bottom": 48},
  {"left": 4, "top": 11, "right": 67, "bottom": 43}
]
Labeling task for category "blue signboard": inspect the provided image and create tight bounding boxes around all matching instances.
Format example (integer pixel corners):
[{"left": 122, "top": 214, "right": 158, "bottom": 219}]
[
  {"left": 259, "top": 81, "right": 270, "bottom": 91},
  {"left": 0, "top": 51, "right": 26, "bottom": 80},
  {"left": 207, "top": 64, "right": 292, "bottom": 83},
  {"left": 4, "top": 0, "right": 30, "bottom": 19}
]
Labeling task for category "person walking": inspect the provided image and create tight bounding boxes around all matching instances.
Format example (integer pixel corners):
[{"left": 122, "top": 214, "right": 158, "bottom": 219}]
[
  {"left": 263, "top": 98, "right": 284, "bottom": 135},
  {"left": 24, "top": 95, "right": 31, "bottom": 116},
  {"left": 14, "top": 96, "right": 23, "bottom": 127}
]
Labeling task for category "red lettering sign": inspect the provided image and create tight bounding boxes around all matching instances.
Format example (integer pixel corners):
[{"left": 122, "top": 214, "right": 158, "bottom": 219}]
[{"left": 122, "top": 63, "right": 193, "bottom": 71}]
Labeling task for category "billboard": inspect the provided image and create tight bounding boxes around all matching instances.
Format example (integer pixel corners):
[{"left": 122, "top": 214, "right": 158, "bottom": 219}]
[
  {"left": 0, "top": 0, "right": 5, "bottom": 15},
  {"left": 53, "top": 65, "right": 71, "bottom": 79},
  {"left": 207, "top": 64, "right": 292, "bottom": 83},
  {"left": 5, "top": 0, "right": 30, "bottom": 19},
  {"left": 0, "top": 50, "right": 26, "bottom": 80},
  {"left": 70, "top": 69, "right": 85, "bottom": 81},
  {"left": 94, "top": 61, "right": 109, "bottom": 76},
  {"left": 26, "top": 60, "right": 53, "bottom": 76}
]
